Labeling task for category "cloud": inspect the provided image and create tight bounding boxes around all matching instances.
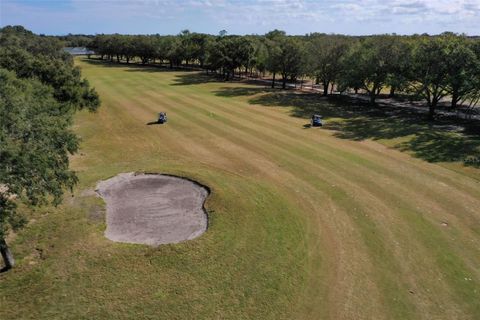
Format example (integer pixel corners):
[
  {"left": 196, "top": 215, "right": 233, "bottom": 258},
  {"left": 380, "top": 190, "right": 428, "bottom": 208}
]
[{"left": 1, "top": 0, "right": 479, "bottom": 35}]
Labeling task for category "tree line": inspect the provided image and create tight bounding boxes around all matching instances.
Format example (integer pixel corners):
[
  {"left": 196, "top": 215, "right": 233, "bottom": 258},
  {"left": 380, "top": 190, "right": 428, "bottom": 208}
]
[
  {"left": 85, "top": 30, "right": 480, "bottom": 120},
  {"left": 0, "top": 25, "right": 100, "bottom": 270}
]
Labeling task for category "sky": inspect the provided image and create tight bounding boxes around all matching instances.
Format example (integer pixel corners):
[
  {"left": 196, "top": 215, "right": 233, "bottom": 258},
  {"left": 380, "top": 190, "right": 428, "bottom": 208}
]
[{"left": 1, "top": 0, "right": 479, "bottom": 36}]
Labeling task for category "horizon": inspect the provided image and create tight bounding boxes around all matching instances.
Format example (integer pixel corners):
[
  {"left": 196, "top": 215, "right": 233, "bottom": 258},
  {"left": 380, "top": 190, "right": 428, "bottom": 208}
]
[{"left": 1, "top": 0, "right": 479, "bottom": 37}]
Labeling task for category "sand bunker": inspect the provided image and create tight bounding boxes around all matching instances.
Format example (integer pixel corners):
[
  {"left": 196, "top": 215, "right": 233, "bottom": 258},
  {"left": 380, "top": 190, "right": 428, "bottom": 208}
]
[{"left": 96, "top": 172, "right": 208, "bottom": 245}]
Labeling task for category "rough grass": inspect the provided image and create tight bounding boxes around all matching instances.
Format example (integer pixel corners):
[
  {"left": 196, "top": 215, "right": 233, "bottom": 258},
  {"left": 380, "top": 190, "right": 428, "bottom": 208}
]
[{"left": 1, "top": 59, "right": 479, "bottom": 320}]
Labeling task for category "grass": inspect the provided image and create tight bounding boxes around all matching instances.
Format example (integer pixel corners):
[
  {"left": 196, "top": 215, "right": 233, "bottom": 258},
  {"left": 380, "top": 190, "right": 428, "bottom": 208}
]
[{"left": 1, "top": 59, "right": 479, "bottom": 319}]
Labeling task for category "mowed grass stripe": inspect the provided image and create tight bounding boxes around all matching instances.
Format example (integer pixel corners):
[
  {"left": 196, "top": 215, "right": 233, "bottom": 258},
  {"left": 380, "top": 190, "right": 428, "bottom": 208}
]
[
  {"left": 145, "top": 75, "right": 480, "bottom": 266},
  {"left": 73, "top": 62, "right": 314, "bottom": 318},
  {"left": 11, "top": 59, "right": 473, "bottom": 320},
  {"left": 133, "top": 72, "right": 480, "bottom": 216},
  {"left": 106, "top": 73, "right": 393, "bottom": 317},
  {"left": 189, "top": 89, "right": 480, "bottom": 221},
  {"left": 196, "top": 81, "right": 480, "bottom": 206},
  {"left": 146, "top": 69, "right": 480, "bottom": 316},
  {"left": 110, "top": 67, "right": 478, "bottom": 318},
  {"left": 116, "top": 77, "right": 424, "bottom": 319}
]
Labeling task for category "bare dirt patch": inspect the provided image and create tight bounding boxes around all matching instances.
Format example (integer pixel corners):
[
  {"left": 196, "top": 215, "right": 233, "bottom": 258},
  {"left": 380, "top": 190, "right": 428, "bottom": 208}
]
[{"left": 96, "top": 172, "right": 209, "bottom": 245}]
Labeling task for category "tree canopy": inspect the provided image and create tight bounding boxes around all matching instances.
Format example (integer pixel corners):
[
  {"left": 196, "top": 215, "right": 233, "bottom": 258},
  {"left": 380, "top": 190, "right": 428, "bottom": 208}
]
[{"left": 0, "top": 26, "right": 100, "bottom": 270}]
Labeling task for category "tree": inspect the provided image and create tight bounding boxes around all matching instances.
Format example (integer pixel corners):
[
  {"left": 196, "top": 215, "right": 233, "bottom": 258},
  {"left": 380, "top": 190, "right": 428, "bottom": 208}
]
[
  {"left": 251, "top": 38, "right": 268, "bottom": 77},
  {"left": 442, "top": 35, "right": 480, "bottom": 109},
  {"left": 265, "top": 31, "right": 304, "bottom": 89},
  {"left": 385, "top": 39, "right": 411, "bottom": 98},
  {"left": 206, "top": 37, "right": 226, "bottom": 74},
  {"left": 466, "top": 40, "right": 480, "bottom": 109},
  {"left": 278, "top": 37, "right": 304, "bottom": 89},
  {"left": 191, "top": 33, "right": 210, "bottom": 67},
  {"left": 265, "top": 38, "right": 282, "bottom": 88},
  {"left": 265, "top": 30, "right": 285, "bottom": 88},
  {"left": 164, "top": 36, "right": 184, "bottom": 68},
  {"left": 407, "top": 37, "right": 451, "bottom": 120},
  {"left": 206, "top": 36, "right": 254, "bottom": 81},
  {"left": 119, "top": 35, "right": 136, "bottom": 64},
  {"left": 179, "top": 30, "right": 194, "bottom": 66},
  {"left": 88, "top": 35, "right": 108, "bottom": 60},
  {"left": 233, "top": 37, "right": 255, "bottom": 77},
  {"left": 341, "top": 36, "right": 402, "bottom": 104},
  {"left": 0, "top": 26, "right": 100, "bottom": 270},
  {"left": 306, "top": 34, "right": 350, "bottom": 95},
  {"left": 134, "top": 35, "right": 155, "bottom": 64},
  {"left": 0, "top": 70, "right": 82, "bottom": 270}
]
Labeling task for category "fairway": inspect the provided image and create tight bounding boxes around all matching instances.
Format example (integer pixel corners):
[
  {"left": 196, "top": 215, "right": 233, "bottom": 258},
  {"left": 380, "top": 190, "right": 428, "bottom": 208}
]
[{"left": 1, "top": 58, "right": 479, "bottom": 319}]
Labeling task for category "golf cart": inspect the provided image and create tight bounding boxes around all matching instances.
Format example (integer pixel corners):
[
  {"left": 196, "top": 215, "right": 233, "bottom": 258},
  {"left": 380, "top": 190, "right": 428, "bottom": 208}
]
[
  {"left": 158, "top": 112, "right": 167, "bottom": 124},
  {"left": 311, "top": 114, "right": 323, "bottom": 127}
]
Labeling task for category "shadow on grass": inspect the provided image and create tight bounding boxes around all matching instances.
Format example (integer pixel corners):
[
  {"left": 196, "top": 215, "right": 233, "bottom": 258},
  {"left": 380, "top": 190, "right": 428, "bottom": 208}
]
[
  {"left": 172, "top": 73, "right": 280, "bottom": 87},
  {"left": 334, "top": 116, "right": 480, "bottom": 165},
  {"left": 214, "top": 86, "right": 274, "bottom": 97},
  {"left": 81, "top": 58, "right": 195, "bottom": 73},
  {"left": 171, "top": 72, "right": 225, "bottom": 86},
  {"left": 216, "top": 87, "right": 480, "bottom": 168}
]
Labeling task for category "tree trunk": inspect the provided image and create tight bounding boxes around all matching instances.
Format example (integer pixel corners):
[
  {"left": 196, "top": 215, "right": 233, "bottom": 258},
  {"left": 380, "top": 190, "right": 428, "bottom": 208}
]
[
  {"left": 126, "top": 56, "right": 130, "bottom": 64},
  {"left": 427, "top": 97, "right": 439, "bottom": 120},
  {"left": 370, "top": 90, "right": 377, "bottom": 104},
  {"left": 0, "top": 238, "right": 14, "bottom": 271},
  {"left": 271, "top": 73, "right": 276, "bottom": 88},
  {"left": 451, "top": 89, "right": 459, "bottom": 109},
  {"left": 354, "top": 87, "right": 359, "bottom": 94},
  {"left": 116, "top": 54, "right": 120, "bottom": 63},
  {"left": 389, "top": 86, "right": 396, "bottom": 98},
  {"left": 282, "top": 74, "right": 287, "bottom": 89},
  {"left": 322, "top": 81, "right": 329, "bottom": 96},
  {"left": 428, "top": 103, "right": 435, "bottom": 120}
]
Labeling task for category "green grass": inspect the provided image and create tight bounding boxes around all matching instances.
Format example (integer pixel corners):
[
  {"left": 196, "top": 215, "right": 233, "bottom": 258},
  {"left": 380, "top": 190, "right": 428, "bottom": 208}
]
[{"left": 1, "top": 59, "right": 479, "bottom": 319}]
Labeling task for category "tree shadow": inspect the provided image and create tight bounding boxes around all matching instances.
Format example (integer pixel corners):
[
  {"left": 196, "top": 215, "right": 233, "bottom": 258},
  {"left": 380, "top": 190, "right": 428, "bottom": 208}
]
[
  {"left": 216, "top": 87, "right": 480, "bottom": 168},
  {"left": 213, "top": 86, "right": 274, "bottom": 98},
  {"left": 333, "top": 116, "right": 480, "bottom": 166},
  {"left": 172, "top": 73, "right": 283, "bottom": 87},
  {"left": 250, "top": 92, "right": 372, "bottom": 120},
  {"left": 171, "top": 72, "right": 227, "bottom": 86},
  {"left": 81, "top": 58, "right": 193, "bottom": 73}
]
